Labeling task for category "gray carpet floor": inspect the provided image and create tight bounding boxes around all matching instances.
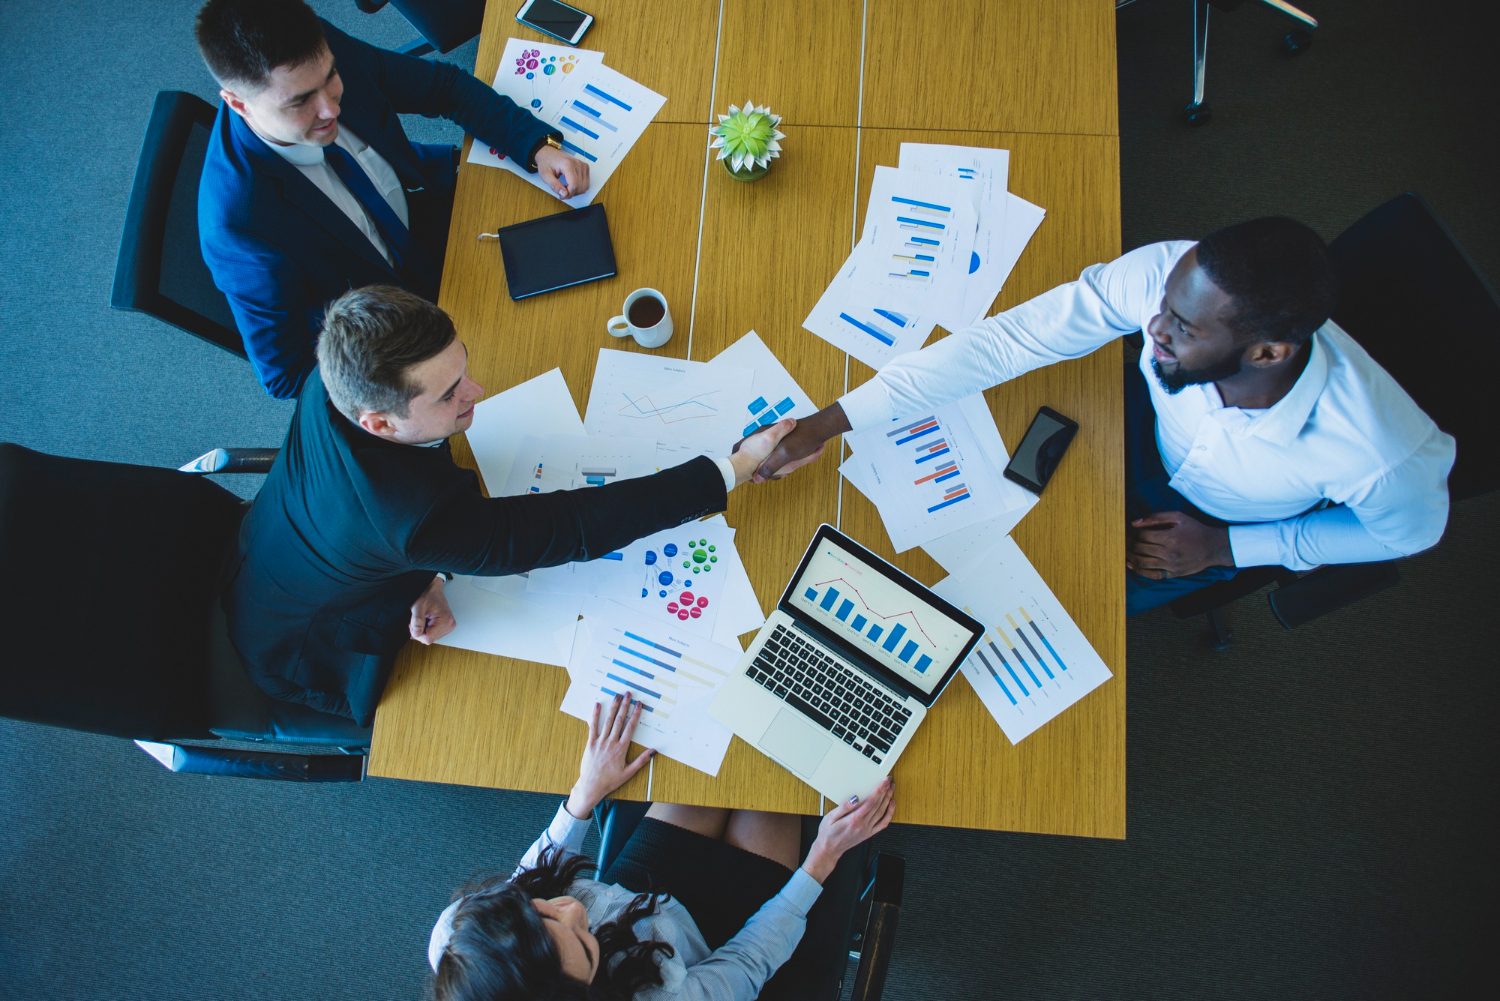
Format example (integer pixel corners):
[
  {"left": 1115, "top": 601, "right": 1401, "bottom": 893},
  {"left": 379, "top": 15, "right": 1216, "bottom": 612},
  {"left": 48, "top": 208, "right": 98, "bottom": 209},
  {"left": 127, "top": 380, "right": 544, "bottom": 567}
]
[{"left": 2, "top": 1, "right": 1497, "bottom": 999}]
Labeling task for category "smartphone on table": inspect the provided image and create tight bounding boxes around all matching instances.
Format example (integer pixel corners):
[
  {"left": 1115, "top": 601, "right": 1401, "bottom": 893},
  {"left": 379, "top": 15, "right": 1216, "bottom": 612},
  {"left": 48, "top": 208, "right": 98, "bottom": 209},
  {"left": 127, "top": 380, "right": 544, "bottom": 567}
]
[
  {"left": 515, "top": 0, "right": 594, "bottom": 45},
  {"left": 1003, "top": 406, "right": 1079, "bottom": 495}
]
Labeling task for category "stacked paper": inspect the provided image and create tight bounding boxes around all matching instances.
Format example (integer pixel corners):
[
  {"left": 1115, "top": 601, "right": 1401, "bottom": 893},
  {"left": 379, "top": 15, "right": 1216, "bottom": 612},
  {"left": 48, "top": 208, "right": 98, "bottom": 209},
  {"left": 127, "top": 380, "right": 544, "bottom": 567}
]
[
  {"left": 467, "top": 37, "right": 667, "bottom": 208},
  {"left": 804, "top": 144, "right": 1046, "bottom": 371}
]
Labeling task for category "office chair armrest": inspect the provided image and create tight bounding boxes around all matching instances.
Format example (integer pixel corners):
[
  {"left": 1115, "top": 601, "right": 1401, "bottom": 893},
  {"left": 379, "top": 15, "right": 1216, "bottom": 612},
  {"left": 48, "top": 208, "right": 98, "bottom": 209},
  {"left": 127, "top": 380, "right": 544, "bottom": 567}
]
[
  {"left": 849, "top": 852, "right": 904, "bottom": 1001},
  {"left": 1268, "top": 560, "right": 1400, "bottom": 629},
  {"left": 178, "top": 448, "right": 280, "bottom": 474},
  {"left": 134, "top": 740, "right": 365, "bottom": 782}
]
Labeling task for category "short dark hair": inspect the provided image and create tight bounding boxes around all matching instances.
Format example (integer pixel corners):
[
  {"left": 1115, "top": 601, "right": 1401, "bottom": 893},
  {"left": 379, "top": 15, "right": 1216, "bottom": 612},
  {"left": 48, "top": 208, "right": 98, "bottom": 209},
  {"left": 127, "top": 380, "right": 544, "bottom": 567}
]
[
  {"left": 317, "top": 286, "right": 456, "bottom": 421},
  {"left": 1196, "top": 217, "right": 1339, "bottom": 345},
  {"left": 195, "top": 0, "right": 327, "bottom": 90}
]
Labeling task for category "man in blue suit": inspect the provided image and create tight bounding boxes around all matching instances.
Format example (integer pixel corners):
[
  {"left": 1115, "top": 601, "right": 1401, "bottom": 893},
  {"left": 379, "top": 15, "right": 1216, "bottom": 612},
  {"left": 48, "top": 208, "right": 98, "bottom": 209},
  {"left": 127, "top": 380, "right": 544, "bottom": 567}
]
[{"left": 195, "top": 0, "right": 589, "bottom": 399}]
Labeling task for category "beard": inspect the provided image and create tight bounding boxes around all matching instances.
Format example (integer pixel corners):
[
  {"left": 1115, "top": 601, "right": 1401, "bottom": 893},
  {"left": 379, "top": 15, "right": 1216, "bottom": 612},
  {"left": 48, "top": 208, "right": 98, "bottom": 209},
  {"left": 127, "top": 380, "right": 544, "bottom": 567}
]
[{"left": 1152, "top": 349, "right": 1244, "bottom": 394}]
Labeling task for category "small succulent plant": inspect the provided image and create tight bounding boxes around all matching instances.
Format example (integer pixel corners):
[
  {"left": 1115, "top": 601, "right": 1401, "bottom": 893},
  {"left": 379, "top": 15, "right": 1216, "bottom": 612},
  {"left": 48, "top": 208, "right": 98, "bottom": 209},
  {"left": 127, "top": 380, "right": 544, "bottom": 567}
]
[{"left": 710, "top": 101, "right": 785, "bottom": 174}]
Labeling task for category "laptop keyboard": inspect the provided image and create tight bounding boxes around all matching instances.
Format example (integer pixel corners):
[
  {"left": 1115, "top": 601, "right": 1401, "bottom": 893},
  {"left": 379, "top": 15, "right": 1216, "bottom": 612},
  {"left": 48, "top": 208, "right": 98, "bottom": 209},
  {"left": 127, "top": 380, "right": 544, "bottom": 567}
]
[{"left": 746, "top": 625, "right": 912, "bottom": 765}]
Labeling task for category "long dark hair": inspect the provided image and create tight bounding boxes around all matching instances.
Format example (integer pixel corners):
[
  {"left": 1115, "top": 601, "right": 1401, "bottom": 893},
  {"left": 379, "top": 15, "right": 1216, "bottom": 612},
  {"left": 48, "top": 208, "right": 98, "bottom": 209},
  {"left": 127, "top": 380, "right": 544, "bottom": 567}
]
[{"left": 433, "top": 846, "right": 675, "bottom": 1001}]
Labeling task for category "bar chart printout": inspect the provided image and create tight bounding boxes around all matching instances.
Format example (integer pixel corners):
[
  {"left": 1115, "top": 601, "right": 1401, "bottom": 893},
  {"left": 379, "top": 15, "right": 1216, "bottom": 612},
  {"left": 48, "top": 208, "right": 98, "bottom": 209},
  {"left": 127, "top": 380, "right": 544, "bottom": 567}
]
[
  {"left": 562, "top": 599, "right": 740, "bottom": 775},
  {"left": 848, "top": 166, "right": 978, "bottom": 318},
  {"left": 500, "top": 433, "right": 656, "bottom": 496},
  {"left": 802, "top": 247, "right": 938, "bottom": 370},
  {"left": 931, "top": 537, "right": 1113, "bottom": 744}
]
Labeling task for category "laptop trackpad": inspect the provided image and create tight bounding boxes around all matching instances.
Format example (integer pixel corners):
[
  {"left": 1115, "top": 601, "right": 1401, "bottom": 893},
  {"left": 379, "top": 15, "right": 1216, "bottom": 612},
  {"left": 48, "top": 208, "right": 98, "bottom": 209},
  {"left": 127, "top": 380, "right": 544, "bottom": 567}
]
[{"left": 759, "top": 709, "right": 832, "bottom": 778}]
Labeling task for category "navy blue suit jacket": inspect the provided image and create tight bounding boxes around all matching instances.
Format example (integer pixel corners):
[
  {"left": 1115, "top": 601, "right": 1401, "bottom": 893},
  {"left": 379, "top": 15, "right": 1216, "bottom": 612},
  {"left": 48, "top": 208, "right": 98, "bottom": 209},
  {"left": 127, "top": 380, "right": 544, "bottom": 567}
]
[
  {"left": 224, "top": 368, "right": 729, "bottom": 725},
  {"left": 198, "top": 20, "right": 552, "bottom": 399}
]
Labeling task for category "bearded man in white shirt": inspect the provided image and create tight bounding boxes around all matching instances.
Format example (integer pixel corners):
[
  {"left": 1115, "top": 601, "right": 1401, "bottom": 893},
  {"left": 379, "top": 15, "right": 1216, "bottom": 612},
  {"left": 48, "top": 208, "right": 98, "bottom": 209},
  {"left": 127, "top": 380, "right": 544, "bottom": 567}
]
[{"left": 758, "top": 217, "right": 1456, "bottom": 615}]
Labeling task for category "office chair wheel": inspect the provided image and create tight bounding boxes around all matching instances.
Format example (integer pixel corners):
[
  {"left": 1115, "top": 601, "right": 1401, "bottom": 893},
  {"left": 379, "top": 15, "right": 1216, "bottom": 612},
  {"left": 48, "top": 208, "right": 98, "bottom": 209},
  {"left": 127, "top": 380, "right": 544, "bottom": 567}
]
[
  {"left": 1283, "top": 29, "right": 1313, "bottom": 55},
  {"left": 1183, "top": 102, "right": 1213, "bottom": 127}
]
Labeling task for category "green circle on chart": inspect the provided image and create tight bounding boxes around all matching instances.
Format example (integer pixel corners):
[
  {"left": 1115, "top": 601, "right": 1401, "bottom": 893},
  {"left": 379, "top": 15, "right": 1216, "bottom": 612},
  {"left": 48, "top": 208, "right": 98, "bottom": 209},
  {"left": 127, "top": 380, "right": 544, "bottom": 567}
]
[
  {"left": 683, "top": 561, "right": 690, "bottom": 568},
  {"left": 693, "top": 567, "right": 700, "bottom": 573},
  {"left": 699, "top": 539, "right": 707, "bottom": 546},
  {"left": 710, "top": 556, "right": 717, "bottom": 563},
  {"left": 708, "top": 545, "right": 716, "bottom": 552}
]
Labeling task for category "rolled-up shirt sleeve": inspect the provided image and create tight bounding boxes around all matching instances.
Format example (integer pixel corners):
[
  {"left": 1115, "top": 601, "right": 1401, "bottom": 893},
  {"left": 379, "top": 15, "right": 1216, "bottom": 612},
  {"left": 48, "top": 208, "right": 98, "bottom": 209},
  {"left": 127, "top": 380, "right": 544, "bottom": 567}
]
[
  {"left": 1228, "top": 425, "right": 1455, "bottom": 570},
  {"left": 838, "top": 242, "right": 1189, "bottom": 431}
]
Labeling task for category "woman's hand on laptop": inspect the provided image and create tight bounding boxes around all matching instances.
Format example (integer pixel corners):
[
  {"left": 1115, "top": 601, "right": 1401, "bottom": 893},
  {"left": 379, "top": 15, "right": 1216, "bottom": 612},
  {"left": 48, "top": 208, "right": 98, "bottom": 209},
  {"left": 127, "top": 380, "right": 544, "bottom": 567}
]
[
  {"left": 800, "top": 776, "right": 896, "bottom": 883},
  {"left": 565, "top": 692, "right": 656, "bottom": 820}
]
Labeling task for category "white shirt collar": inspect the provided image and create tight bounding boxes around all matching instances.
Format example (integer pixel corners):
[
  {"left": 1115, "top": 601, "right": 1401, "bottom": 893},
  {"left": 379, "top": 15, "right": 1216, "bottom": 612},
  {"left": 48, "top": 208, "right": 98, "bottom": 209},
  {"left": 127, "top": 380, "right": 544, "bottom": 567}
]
[{"left": 260, "top": 126, "right": 367, "bottom": 168}]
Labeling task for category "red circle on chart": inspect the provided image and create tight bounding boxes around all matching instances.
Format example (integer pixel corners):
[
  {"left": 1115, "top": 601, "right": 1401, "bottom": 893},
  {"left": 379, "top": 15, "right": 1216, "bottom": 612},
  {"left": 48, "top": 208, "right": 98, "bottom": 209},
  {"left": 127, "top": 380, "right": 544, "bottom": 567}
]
[
  {"left": 667, "top": 602, "right": 679, "bottom": 613},
  {"left": 689, "top": 607, "right": 702, "bottom": 618},
  {"left": 677, "top": 610, "right": 690, "bottom": 620},
  {"left": 696, "top": 596, "right": 709, "bottom": 608}
]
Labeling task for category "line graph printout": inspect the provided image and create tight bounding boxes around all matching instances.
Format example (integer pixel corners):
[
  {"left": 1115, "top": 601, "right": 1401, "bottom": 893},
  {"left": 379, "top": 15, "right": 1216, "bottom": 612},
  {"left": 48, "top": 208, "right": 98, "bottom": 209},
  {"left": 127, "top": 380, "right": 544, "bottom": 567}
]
[
  {"left": 562, "top": 598, "right": 739, "bottom": 775},
  {"left": 932, "top": 537, "right": 1113, "bottom": 744},
  {"left": 841, "top": 394, "right": 1030, "bottom": 552},
  {"left": 848, "top": 166, "right": 978, "bottom": 320},
  {"left": 584, "top": 349, "right": 751, "bottom": 451},
  {"left": 786, "top": 536, "right": 976, "bottom": 695}
]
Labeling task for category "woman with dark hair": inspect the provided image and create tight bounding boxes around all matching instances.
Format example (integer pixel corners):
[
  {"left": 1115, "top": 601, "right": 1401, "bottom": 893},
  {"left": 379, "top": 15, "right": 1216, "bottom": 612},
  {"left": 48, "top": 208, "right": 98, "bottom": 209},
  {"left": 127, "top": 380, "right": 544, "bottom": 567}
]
[{"left": 427, "top": 691, "right": 896, "bottom": 1000}]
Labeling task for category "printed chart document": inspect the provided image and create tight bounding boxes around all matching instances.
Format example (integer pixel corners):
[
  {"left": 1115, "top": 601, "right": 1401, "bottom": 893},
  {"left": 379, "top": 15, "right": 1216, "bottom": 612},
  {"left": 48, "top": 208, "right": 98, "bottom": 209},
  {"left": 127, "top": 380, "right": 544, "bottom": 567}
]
[
  {"left": 803, "top": 248, "right": 938, "bottom": 370},
  {"left": 920, "top": 493, "right": 1039, "bottom": 575},
  {"left": 932, "top": 537, "right": 1112, "bottom": 744},
  {"left": 562, "top": 598, "right": 738, "bottom": 775},
  {"left": 437, "top": 574, "right": 583, "bottom": 668},
  {"left": 530, "top": 521, "right": 740, "bottom": 639},
  {"left": 841, "top": 394, "right": 1031, "bottom": 552},
  {"left": 584, "top": 349, "right": 751, "bottom": 453},
  {"left": 464, "top": 368, "right": 585, "bottom": 495},
  {"left": 705, "top": 331, "right": 817, "bottom": 444},
  {"left": 848, "top": 166, "right": 979, "bottom": 327},
  {"left": 468, "top": 39, "right": 664, "bottom": 208},
  {"left": 500, "top": 433, "right": 655, "bottom": 496},
  {"left": 977, "top": 193, "right": 1047, "bottom": 324}
]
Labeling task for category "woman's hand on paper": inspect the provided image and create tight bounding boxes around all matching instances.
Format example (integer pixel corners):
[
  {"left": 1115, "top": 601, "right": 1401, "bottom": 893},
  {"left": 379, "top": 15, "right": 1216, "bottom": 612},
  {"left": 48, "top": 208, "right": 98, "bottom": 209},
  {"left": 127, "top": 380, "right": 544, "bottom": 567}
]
[{"left": 565, "top": 692, "right": 655, "bottom": 819}]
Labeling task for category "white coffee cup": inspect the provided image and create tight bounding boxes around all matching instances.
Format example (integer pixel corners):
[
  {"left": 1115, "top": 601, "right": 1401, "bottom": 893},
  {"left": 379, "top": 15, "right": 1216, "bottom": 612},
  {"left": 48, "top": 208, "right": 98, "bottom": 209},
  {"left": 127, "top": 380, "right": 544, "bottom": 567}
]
[{"left": 607, "top": 288, "right": 673, "bottom": 349}]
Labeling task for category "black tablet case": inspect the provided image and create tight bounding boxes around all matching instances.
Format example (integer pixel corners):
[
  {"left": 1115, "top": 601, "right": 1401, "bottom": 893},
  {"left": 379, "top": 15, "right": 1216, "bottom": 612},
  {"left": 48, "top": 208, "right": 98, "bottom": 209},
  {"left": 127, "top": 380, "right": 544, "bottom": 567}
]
[{"left": 495, "top": 203, "right": 617, "bottom": 300}]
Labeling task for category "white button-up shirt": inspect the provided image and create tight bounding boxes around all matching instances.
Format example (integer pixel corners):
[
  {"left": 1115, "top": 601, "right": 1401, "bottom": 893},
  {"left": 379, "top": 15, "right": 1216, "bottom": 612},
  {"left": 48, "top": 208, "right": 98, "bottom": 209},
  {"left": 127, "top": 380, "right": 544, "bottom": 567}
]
[
  {"left": 263, "top": 125, "right": 409, "bottom": 266},
  {"left": 839, "top": 240, "right": 1456, "bottom": 571}
]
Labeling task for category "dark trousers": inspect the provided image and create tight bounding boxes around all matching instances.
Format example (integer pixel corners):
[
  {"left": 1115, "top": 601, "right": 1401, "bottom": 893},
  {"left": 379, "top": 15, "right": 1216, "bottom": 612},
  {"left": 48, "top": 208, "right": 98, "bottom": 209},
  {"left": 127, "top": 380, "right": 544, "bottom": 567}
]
[
  {"left": 407, "top": 143, "right": 459, "bottom": 290},
  {"left": 1124, "top": 354, "right": 1240, "bottom": 616}
]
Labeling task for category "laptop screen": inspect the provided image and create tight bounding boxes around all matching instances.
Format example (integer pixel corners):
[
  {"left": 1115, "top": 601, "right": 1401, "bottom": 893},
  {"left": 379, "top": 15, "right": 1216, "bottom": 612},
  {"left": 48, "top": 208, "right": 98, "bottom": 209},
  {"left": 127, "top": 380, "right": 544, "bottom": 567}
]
[{"left": 786, "top": 533, "right": 978, "bottom": 697}]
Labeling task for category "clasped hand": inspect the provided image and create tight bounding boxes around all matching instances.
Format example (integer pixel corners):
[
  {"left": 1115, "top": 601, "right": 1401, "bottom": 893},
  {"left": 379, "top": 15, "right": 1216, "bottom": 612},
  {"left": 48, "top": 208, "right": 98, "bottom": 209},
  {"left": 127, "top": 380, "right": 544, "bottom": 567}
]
[{"left": 1126, "top": 511, "right": 1234, "bottom": 580}]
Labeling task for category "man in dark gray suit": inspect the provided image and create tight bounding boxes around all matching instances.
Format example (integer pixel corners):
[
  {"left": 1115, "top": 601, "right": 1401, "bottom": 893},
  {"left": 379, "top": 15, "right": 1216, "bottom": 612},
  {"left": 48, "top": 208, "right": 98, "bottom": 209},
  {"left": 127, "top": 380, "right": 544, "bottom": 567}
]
[{"left": 224, "top": 286, "right": 797, "bottom": 724}]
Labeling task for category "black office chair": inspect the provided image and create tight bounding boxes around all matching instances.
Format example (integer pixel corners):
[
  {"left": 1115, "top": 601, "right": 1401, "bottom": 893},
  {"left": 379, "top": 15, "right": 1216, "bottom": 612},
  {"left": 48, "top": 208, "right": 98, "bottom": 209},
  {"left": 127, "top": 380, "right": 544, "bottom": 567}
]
[
  {"left": 0, "top": 443, "right": 370, "bottom": 781},
  {"left": 354, "top": 0, "right": 486, "bottom": 57},
  {"left": 1118, "top": 0, "right": 1318, "bottom": 126},
  {"left": 1169, "top": 192, "right": 1500, "bottom": 648},
  {"left": 111, "top": 91, "right": 245, "bottom": 359},
  {"left": 591, "top": 800, "right": 904, "bottom": 1000}
]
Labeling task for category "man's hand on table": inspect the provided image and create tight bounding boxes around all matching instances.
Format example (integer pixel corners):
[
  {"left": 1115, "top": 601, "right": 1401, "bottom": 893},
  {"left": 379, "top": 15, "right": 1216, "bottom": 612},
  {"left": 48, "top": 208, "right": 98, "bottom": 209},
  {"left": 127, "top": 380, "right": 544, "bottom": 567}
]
[
  {"left": 1126, "top": 511, "right": 1235, "bottom": 580},
  {"left": 534, "top": 145, "right": 590, "bottom": 198},
  {"left": 749, "top": 403, "right": 851, "bottom": 482},
  {"left": 409, "top": 573, "right": 457, "bottom": 644},
  {"left": 565, "top": 692, "right": 654, "bottom": 820}
]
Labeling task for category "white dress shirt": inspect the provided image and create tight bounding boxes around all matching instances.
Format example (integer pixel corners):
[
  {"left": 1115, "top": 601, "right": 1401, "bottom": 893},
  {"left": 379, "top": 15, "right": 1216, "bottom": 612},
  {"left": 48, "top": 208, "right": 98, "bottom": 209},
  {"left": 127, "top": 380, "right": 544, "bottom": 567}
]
[
  {"left": 264, "top": 125, "right": 409, "bottom": 266},
  {"left": 839, "top": 241, "right": 1456, "bottom": 571}
]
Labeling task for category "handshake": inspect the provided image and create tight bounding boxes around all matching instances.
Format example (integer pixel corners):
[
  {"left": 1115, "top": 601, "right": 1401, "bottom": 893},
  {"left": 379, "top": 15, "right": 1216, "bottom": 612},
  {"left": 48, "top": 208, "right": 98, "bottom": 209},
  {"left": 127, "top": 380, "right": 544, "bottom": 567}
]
[{"left": 729, "top": 403, "right": 854, "bottom": 485}]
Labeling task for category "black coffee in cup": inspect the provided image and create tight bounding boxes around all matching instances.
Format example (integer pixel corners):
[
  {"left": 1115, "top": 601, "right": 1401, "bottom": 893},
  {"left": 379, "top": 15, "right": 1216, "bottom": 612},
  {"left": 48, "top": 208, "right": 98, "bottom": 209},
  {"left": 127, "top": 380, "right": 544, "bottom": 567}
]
[{"left": 628, "top": 295, "right": 666, "bottom": 327}]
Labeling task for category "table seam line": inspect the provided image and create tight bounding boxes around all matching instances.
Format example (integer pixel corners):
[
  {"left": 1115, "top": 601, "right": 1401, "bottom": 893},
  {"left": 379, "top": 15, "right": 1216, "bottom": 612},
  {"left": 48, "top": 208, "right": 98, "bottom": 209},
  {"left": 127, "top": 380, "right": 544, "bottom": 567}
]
[{"left": 686, "top": 0, "right": 727, "bottom": 362}]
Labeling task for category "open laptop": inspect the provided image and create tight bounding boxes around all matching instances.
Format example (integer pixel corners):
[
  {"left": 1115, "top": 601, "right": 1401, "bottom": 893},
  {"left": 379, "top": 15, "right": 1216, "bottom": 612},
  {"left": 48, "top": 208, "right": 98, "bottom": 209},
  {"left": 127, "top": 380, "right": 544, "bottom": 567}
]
[{"left": 709, "top": 525, "right": 983, "bottom": 803}]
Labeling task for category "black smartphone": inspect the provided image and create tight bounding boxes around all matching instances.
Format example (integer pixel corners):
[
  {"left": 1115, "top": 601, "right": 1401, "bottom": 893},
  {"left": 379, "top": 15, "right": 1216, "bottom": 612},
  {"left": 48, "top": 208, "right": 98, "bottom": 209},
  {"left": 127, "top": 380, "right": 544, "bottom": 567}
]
[
  {"left": 515, "top": 0, "right": 594, "bottom": 46},
  {"left": 1003, "top": 406, "right": 1078, "bottom": 495}
]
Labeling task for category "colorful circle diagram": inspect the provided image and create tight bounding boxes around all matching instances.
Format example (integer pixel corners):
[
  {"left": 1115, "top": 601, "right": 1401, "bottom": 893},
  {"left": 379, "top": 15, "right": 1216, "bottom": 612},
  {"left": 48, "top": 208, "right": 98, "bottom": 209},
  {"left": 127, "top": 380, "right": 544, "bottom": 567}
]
[{"left": 643, "top": 539, "right": 714, "bottom": 620}]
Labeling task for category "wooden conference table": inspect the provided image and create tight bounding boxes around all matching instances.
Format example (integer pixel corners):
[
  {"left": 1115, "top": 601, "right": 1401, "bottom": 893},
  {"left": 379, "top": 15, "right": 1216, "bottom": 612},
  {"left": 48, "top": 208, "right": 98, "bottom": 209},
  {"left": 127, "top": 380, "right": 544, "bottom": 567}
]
[{"left": 369, "top": 0, "right": 1125, "bottom": 838}]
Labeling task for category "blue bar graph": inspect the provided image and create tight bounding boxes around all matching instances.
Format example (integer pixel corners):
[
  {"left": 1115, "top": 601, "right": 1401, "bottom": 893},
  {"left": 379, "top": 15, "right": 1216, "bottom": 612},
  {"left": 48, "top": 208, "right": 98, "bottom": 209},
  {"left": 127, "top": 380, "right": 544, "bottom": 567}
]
[
  {"left": 928, "top": 493, "right": 970, "bottom": 512},
  {"left": 910, "top": 236, "right": 940, "bottom": 246},
  {"left": 605, "top": 672, "right": 659, "bottom": 699},
  {"left": 914, "top": 447, "right": 951, "bottom": 463},
  {"left": 990, "top": 641, "right": 1028, "bottom": 696},
  {"left": 1015, "top": 628, "right": 1054, "bottom": 679},
  {"left": 852, "top": 615, "right": 867, "bottom": 632},
  {"left": 584, "top": 82, "right": 632, "bottom": 110},
  {"left": 898, "top": 640, "right": 918, "bottom": 663},
  {"left": 892, "top": 195, "right": 953, "bottom": 212},
  {"left": 934, "top": 469, "right": 961, "bottom": 483},
  {"left": 560, "top": 116, "right": 599, "bottom": 140},
  {"left": 559, "top": 139, "right": 597, "bottom": 162},
  {"left": 623, "top": 631, "right": 681, "bottom": 657},
  {"left": 836, "top": 599, "right": 854, "bottom": 622},
  {"left": 873, "top": 309, "right": 910, "bottom": 327},
  {"left": 914, "top": 654, "right": 933, "bottom": 673},
  {"left": 585, "top": 476, "right": 605, "bottom": 486},
  {"left": 895, "top": 216, "right": 945, "bottom": 230},
  {"left": 819, "top": 588, "right": 840, "bottom": 612},
  {"left": 569, "top": 100, "right": 618, "bottom": 131},
  {"left": 882, "top": 623, "right": 907, "bottom": 652},
  {"left": 868, "top": 624, "right": 883, "bottom": 642},
  {"left": 1029, "top": 618, "right": 1068, "bottom": 672},
  {"left": 600, "top": 687, "right": 656, "bottom": 711},
  {"left": 974, "top": 649, "right": 1017, "bottom": 705},
  {"left": 838, "top": 313, "right": 895, "bottom": 346},
  {"left": 602, "top": 552, "right": 624, "bottom": 561},
  {"left": 804, "top": 587, "right": 818, "bottom": 602},
  {"left": 894, "top": 423, "right": 940, "bottom": 445},
  {"left": 612, "top": 659, "right": 654, "bottom": 680},
  {"left": 618, "top": 646, "right": 677, "bottom": 672}
]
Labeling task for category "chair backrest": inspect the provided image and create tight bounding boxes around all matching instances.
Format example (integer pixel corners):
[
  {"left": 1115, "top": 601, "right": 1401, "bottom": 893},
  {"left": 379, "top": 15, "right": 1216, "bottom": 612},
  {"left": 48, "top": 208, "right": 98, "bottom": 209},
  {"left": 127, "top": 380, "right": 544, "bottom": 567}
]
[
  {"left": 389, "top": 0, "right": 485, "bottom": 53},
  {"left": 111, "top": 91, "right": 245, "bottom": 358},
  {"left": 1328, "top": 192, "right": 1500, "bottom": 500},
  {"left": 0, "top": 444, "right": 244, "bottom": 740}
]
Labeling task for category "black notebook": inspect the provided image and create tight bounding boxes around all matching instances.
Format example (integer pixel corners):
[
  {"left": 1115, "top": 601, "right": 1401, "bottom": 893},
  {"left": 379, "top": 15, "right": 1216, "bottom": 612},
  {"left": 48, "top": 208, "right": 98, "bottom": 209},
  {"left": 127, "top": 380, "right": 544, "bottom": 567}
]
[{"left": 495, "top": 203, "right": 617, "bottom": 300}]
